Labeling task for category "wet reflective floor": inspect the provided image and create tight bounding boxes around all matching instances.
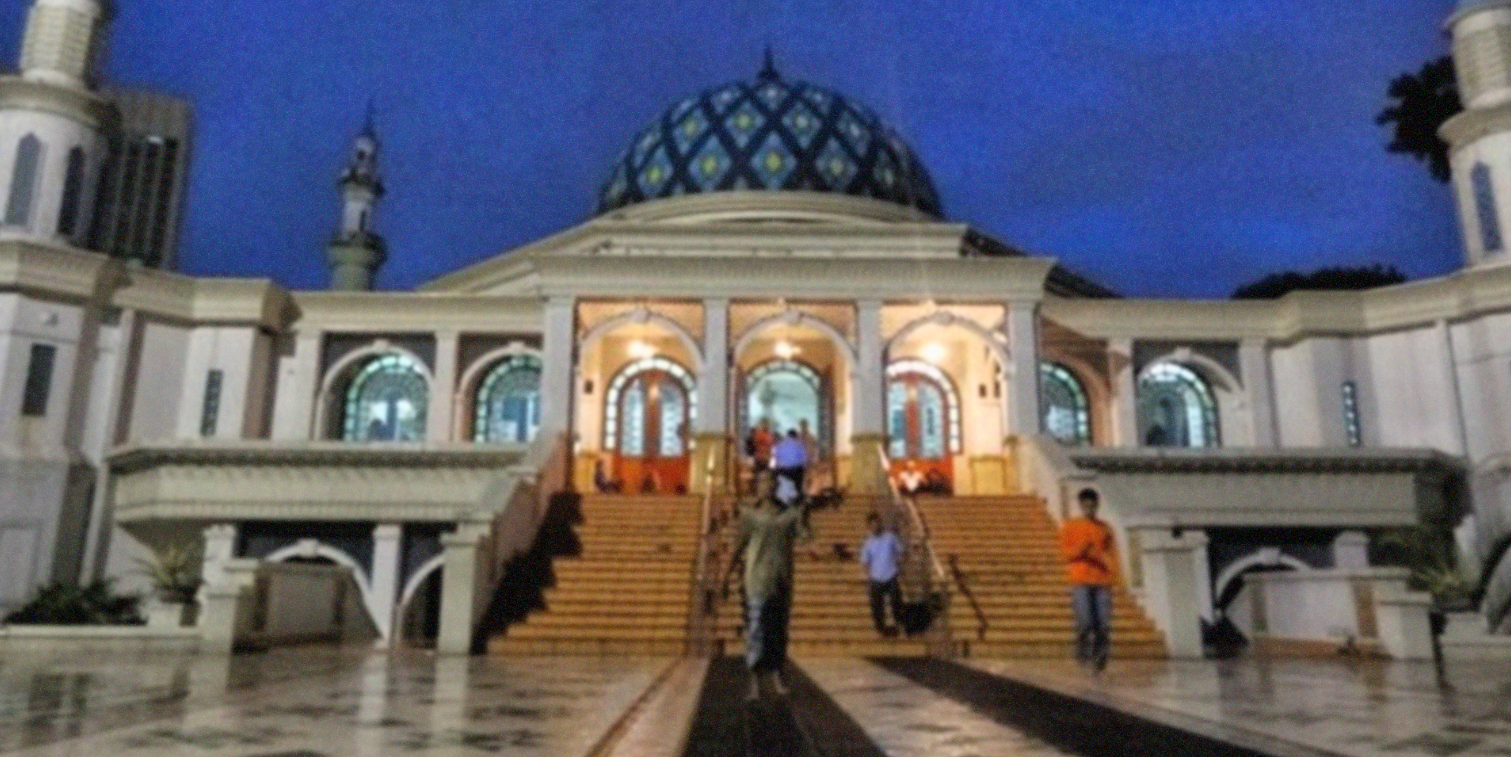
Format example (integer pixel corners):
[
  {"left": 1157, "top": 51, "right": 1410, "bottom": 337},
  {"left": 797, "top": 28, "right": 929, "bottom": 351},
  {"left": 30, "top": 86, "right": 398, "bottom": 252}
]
[{"left": 1, "top": 650, "right": 1508, "bottom": 756}]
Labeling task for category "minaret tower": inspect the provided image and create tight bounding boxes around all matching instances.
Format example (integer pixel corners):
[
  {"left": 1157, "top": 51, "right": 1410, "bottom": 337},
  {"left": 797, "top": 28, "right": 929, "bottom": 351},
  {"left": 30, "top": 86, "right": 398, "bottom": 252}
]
[
  {"left": 1442, "top": 1, "right": 1511, "bottom": 268},
  {"left": 0, "top": 0, "right": 115, "bottom": 247},
  {"left": 326, "top": 106, "right": 386, "bottom": 291}
]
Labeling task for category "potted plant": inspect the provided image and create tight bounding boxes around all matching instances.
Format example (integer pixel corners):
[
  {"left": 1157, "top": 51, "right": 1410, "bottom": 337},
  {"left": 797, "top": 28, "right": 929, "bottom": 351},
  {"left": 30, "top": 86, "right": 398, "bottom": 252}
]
[{"left": 135, "top": 544, "right": 203, "bottom": 627}]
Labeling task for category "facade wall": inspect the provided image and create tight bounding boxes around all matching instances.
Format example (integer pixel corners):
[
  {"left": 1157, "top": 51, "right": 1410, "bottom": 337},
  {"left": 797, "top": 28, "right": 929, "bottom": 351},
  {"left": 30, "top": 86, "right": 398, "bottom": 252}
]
[
  {"left": 1366, "top": 326, "right": 1466, "bottom": 454},
  {"left": 125, "top": 318, "right": 189, "bottom": 442}
]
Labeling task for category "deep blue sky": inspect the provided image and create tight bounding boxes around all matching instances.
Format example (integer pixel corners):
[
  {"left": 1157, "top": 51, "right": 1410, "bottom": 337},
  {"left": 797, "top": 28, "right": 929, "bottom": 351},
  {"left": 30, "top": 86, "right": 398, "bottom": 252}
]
[{"left": 0, "top": 1, "right": 1464, "bottom": 298}]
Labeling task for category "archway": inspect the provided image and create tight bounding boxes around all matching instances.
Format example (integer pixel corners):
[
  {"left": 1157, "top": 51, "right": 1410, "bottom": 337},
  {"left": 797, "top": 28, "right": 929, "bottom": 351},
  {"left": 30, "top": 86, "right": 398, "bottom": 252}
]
[
  {"left": 470, "top": 353, "right": 542, "bottom": 443},
  {"left": 603, "top": 356, "right": 697, "bottom": 493},
  {"left": 394, "top": 555, "right": 444, "bottom": 648},
  {"left": 886, "top": 359, "right": 961, "bottom": 493},
  {"left": 741, "top": 359, "right": 829, "bottom": 450}
]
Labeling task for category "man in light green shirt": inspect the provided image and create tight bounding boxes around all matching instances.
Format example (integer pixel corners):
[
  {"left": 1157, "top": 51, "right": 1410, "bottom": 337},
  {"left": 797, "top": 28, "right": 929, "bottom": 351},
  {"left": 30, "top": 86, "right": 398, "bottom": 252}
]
[{"left": 727, "top": 469, "right": 811, "bottom": 699}]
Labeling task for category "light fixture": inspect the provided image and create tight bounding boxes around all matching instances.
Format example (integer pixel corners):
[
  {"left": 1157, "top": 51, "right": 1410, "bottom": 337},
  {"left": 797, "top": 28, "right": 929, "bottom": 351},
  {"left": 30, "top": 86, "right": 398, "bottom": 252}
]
[
  {"left": 922, "top": 342, "right": 947, "bottom": 364},
  {"left": 628, "top": 339, "right": 656, "bottom": 359},
  {"left": 774, "top": 340, "right": 799, "bottom": 359}
]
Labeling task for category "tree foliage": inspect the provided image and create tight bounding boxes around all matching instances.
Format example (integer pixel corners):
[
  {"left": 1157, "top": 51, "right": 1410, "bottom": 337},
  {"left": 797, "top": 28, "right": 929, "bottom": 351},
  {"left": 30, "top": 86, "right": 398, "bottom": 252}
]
[
  {"left": 1232, "top": 264, "right": 1406, "bottom": 299},
  {"left": 1377, "top": 56, "right": 1462, "bottom": 183}
]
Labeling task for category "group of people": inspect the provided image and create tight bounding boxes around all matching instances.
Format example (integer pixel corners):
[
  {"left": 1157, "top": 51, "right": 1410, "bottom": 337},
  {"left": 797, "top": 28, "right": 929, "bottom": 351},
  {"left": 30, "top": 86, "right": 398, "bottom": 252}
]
[
  {"left": 725, "top": 473, "right": 1120, "bottom": 699},
  {"left": 745, "top": 419, "right": 823, "bottom": 502}
]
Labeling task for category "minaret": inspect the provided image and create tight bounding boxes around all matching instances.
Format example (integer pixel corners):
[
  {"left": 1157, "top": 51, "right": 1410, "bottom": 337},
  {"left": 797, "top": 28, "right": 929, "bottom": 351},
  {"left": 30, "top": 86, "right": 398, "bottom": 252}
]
[
  {"left": 1443, "top": 1, "right": 1511, "bottom": 268},
  {"left": 0, "top": 0, "right": 115, "bottom": 247},
  {"left": 326, "top": 106, "right": 386, "bottom": 291}
]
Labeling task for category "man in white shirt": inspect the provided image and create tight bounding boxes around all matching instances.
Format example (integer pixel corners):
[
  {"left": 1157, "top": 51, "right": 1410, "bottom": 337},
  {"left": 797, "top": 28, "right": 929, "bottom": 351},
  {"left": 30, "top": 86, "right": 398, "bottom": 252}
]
[{"left": 860, "top": 512, "right": 905, "bottom": 637}]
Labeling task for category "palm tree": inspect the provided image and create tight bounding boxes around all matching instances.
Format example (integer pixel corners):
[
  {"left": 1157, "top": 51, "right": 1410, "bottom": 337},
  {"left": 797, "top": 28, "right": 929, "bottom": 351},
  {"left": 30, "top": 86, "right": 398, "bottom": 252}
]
[{"left": 1377, "top": 56, "right": 1463, "bottom": 183}]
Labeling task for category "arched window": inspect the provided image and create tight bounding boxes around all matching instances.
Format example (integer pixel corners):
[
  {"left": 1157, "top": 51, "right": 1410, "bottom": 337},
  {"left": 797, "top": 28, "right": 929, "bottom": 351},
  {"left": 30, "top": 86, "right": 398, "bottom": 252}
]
[
  {"left": 57, "top": 146, "right": 84, "bottom": 236},
  {"left": 1137, "top": 362, "right": 1219, "bottom": 448},
  {"left": 886, "top": 359, "right": 961, "bottom": 460},
  {"left": 5, "top": 134, "right": 41, "bottom": 227},
  {"left": 741, "top": 359, "right": 829, "bottom": 450},
  {"left": 342, "top": 353, "right": 428, "bottom": 441},
  {"left": 1040, "top": 362, "right": 1091, "bottom": 446},
  {"left": 603, "top": 356, "right": 697, "bottom": 454},
  {"left": 1474, "top": 162, "right": 1503, "bottom": 253},
  {"left": 473, "top": 354, "right": 541, "bottom": 443}
]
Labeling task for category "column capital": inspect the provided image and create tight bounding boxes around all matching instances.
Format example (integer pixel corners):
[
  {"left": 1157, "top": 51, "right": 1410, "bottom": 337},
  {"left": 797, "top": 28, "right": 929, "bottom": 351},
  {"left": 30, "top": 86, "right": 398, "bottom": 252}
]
[{"left": 373, "top": 523, "right": 402, "bottom": 541}]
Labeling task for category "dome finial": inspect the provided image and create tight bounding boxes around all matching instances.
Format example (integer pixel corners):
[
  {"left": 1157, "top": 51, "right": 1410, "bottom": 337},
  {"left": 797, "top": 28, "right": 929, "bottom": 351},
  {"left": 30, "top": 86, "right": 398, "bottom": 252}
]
[{"left": 758, "top": 45, "right": 780, "bottom": 81}]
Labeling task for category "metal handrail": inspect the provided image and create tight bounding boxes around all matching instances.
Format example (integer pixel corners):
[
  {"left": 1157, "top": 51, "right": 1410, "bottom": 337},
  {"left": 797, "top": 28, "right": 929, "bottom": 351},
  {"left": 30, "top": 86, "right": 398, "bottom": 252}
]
[
  {"left": 948, "top": 554, "right": 988, "bottom": 640},
  {"left": 876, "top": 443, "right": 947, "bottom": 585},
  {"left": 687, "top": 443, "right": 723, "bottom": 655}
]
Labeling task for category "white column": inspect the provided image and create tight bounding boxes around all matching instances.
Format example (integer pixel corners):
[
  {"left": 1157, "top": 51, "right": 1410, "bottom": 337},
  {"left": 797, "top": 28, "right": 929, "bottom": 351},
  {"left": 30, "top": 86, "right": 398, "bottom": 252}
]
[
  {"left": 271, "top": 330, "right": 323, "bottom": 440},
  {"left": 200, "top": 523, "right": 238, "bottom": 591},
  {"left": 1005, "top": 301, "right": 1041, "bottom": 437},
  {"left": 1333, "top": 530, "right": 1370, "bottom": 570},
  {"left": 1240, "top": 338, "right": 1277, "bottom": 447},
  {"left": 428, "top": 331, "right": 459, "bottom": 442},
  {"left": 852, "top": 300, "right": 884, "bottom": 436},
  {"left": 1134, "top": 526, "right": 1208, "bottom": 658},
  {"left": 436, "top": 518, "right": 491, "bottom": 655},
  {"left": 1109, "top": 338, "right": 1139, "bottom": 447},
  {"left": 696, "top": 299, "right": 729, "bottom": 433},
  {"left": 369, "top": 523, "right": 402, "bottom": 643},
  {"left": 539, "top": 297, "right": 576, "bottom": 439}
]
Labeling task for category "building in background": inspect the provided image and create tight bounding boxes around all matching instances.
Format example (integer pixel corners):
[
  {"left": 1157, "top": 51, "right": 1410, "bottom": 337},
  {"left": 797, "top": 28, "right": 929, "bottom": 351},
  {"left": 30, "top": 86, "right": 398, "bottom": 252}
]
[{"left": 94, "top": 87, "right": 191, "bottom": 270}]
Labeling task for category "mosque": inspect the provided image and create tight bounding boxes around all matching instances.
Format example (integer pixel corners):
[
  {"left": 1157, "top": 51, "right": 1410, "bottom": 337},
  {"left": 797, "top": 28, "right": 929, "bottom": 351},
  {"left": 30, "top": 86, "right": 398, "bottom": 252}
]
[{"left": 2, "top": 0, "right": 1511, "bottom": 659}]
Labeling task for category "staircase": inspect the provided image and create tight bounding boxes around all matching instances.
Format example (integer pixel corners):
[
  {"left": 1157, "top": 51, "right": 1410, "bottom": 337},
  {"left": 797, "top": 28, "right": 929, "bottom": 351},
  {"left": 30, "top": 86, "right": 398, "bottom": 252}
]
[
  {"left": 919, "top": 494, "right": 1166, "bottom": 658},
  {"left": 711, "top": 498, "right": 937, "bottom": 657},
  {"left": 487, "top": 494, "right": 701, "bottom": 655},
  {"left": 486, "top": 490, "right": 1164, "bottom": 659}
]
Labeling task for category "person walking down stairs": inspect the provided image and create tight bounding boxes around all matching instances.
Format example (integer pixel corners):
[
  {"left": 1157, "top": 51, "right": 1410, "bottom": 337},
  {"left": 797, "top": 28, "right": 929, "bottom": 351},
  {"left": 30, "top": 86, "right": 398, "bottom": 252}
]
[
  {"left": 725, "top": 469, "right": 812, "bottom": 700},
  {"left": 860, "top": 512, "right": 905, "bottom": 637},
  {"left": 1060, "top": 488, "right": 1118, "bottom": 672}
]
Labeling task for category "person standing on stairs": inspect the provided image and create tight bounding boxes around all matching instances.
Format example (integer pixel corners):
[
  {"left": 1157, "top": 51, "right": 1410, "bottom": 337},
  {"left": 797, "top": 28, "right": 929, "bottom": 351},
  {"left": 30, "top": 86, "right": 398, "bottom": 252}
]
[
  {"left": 1061, "top": 488, "right": 1117, "bottom": 672},
  {"left": 860, "top": 512, "right": 905, "bottom": 637},
  {"left": 726, "top": 469, "right": 811, "bottom": 700}
]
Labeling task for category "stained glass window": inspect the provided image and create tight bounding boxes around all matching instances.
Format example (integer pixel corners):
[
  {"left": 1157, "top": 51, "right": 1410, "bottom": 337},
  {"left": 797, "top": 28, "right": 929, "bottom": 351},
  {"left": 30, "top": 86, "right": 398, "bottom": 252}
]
[
  {"left": 343, "top": 353, "right": 428, "bottom": 442},
  {"left": 602, "top": 356, "right": 696, "bottom": 452},
  {"left": 1040, "top": 363, "right": 1091, "bottom": 446},
  {"left": 5, "top": 134, "right": 40, "bottom": 227},
  {"left": 658, "top": 377, "right": 687, "bottom": 455},
  {"left": 473, "top": 354, "right": 541, "bottom": 443},
  {"left": 1137, "top": 362, "right": 1218, "bottom": 448},
  {"left": 886, "top": 359, "right": 961, "bottom": 459},
  {"left": 1342, "top": 380, "right": 1361, "bottom": 447},
  {"left": 1474, "top": 162, "right": 1503, "bottom": 253}
]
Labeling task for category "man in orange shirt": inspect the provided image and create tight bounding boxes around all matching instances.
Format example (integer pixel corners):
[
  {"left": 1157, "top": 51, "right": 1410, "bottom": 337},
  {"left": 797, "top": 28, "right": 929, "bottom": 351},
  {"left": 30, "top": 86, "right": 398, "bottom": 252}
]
[{"left": 1060, "top": 488, "right": 1116, "bottom": 671}]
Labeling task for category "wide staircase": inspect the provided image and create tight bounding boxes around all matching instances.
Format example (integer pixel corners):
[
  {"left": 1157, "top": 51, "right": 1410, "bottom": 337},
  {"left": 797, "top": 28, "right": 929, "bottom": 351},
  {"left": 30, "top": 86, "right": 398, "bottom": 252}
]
[
  {"left": 487, "top": 491, "right": 1164, "bottom": 659},
  {"left": 919, "top": 494, "right": 1166, "bottom": 658},
  {"left": 487, "top": 493, "right": 701, "bottom": 655}
]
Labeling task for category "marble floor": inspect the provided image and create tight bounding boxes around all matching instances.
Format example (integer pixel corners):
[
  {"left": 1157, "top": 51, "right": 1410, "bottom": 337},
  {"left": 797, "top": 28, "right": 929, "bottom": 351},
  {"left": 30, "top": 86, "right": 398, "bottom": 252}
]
[
  {"left": 968, "top": 657, "right": 1511, "bottom": 757},
  {"left": 3, "top": 650, "right": 1509, "bottom": 756}
]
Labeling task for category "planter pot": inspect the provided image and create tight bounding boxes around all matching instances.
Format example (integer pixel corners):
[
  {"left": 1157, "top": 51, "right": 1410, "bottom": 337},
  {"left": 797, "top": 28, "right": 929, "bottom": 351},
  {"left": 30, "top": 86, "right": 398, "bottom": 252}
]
[{"left": 146, "top": 598, "right": 198, "bottom": 629}]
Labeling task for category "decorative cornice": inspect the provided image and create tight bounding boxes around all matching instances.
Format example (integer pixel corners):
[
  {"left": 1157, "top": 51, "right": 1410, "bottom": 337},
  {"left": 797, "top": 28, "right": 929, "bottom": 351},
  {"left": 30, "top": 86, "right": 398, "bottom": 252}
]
[
  {"left": 0, "top": 239, "right": 116, "bottom": 300},
  {"left": 1441, "top": 101, "right": 1511, "bottom": 150},
  {"left": 290, "top": 292, "right": 543, "bottom": 332},
  {"left": 109, "top": 440, "right": 529, "bottom": 474},
  {"left": 0, "top": 76, "right": 117, "bottom": 130},
  {"left": 1069, "top": 447, "right": 1462, "bottom": 475}
]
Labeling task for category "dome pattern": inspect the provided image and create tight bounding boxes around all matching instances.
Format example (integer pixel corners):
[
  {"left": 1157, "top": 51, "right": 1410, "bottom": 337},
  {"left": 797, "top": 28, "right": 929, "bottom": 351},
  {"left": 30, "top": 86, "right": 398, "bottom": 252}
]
[{"left": 598, "top": 61, "right": 941, "bottom": 216}]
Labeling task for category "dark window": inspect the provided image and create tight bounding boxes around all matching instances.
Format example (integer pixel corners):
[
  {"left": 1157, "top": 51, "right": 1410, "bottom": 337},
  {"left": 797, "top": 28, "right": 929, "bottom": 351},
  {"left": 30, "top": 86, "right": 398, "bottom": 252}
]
[
  {"left": 1475, "top": 162, "right": 1503, "bottom": 253},
  {"left": 21, "top": 343, "right": 56, "bottom": 417},
  {"left": 200, "top": 369, "right": 223, "bottom": 436},
  {"left": 57, "top": 146, "right": 85, "bottom": 236},
  {"left": 6, "top": 134, "right": 41, "bottom": 227}
]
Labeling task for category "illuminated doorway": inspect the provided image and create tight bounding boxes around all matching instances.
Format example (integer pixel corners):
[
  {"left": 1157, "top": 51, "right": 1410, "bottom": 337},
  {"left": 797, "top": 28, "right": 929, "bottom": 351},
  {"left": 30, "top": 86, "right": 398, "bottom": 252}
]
[{"left": 603, "top": 356, "right": 696, "bottom": 493}]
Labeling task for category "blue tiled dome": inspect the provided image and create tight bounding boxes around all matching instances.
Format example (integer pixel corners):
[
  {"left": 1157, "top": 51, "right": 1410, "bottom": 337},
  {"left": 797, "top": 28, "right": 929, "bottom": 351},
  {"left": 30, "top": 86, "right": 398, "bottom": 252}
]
[{"left": 598, "top": 58, "right": 941, "bottom": 216}]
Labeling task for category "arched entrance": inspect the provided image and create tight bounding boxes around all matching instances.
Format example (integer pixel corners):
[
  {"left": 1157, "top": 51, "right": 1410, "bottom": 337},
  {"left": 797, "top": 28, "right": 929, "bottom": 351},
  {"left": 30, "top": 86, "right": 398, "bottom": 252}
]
[
  {"left": 886, "top": 359, "right": 961, "bottom": 492},
  {"left": 603, "top": 356, "right": 696, "bottom": 493},
  {"left": 740, "top": 359, "right": 831, "bottom": 450}
]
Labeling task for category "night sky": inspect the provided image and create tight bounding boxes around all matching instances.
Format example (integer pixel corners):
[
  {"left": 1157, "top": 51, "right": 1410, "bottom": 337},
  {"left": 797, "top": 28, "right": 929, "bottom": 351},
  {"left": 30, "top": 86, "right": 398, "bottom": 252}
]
[{"left": 0, "top": 1, "right": 1464, "bottom": 298}]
